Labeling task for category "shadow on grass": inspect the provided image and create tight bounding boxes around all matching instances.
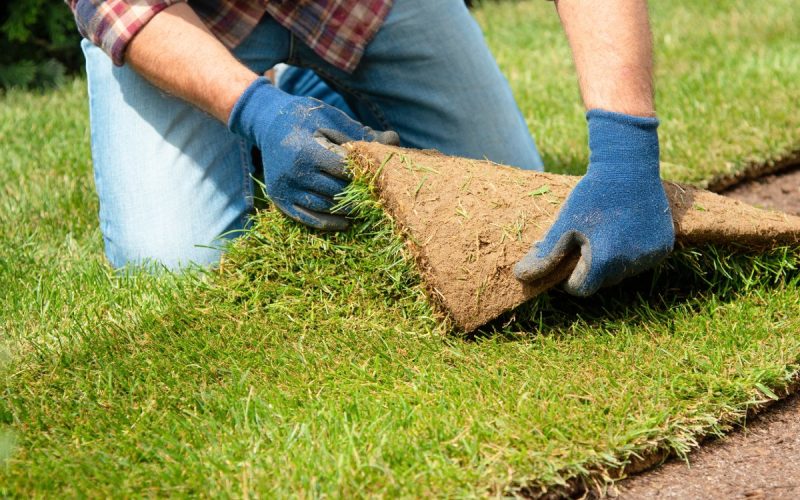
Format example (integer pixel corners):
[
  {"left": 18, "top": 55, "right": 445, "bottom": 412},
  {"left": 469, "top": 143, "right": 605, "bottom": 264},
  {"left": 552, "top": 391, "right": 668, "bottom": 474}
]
[
  {"left": 469, "top": 244, "right": 800, "bottom": 342},
  {"left": 221, "top": 205, "right": 799, "bottom": 346}
]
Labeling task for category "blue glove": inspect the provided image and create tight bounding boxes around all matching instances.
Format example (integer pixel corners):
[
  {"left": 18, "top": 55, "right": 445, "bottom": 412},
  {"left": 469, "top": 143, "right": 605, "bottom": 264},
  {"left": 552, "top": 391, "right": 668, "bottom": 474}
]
[
  {"left": 514, "top": 109, "right": 675, "bottom": 296},
  {"left": 229, "top": 77, "right": 399, "bottom": 230}
]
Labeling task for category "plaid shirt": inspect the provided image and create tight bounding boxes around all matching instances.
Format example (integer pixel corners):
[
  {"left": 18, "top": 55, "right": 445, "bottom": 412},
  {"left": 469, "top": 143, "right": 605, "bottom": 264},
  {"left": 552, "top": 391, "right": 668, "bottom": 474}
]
[{"left": 66, "top": 0, "right": 394, "bottom": 72}]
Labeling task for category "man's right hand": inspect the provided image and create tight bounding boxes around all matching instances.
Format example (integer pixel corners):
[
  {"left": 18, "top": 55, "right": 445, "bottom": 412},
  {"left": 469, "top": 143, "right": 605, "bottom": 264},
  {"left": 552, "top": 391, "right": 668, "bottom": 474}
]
[{"left": 228, "top": 77, "right": 399, "bottom": 230}]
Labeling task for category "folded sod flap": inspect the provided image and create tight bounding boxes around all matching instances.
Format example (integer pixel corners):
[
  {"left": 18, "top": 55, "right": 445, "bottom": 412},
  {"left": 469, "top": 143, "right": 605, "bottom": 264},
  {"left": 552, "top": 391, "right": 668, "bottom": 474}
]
[{"left": 347, "top": 142, "right": 800, "bottom": 332}]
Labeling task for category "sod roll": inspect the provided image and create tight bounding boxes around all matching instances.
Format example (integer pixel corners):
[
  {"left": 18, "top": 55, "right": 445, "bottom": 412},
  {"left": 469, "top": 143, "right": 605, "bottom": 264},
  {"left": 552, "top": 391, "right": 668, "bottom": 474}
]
[{"left": 348, "top": 142, "right": 800, "bottom": 332}]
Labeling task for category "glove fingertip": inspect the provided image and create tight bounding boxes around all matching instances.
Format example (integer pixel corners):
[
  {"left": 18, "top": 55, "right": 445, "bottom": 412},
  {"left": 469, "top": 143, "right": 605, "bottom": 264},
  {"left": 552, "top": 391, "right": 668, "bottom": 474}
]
[
  {"left": 293, "top": 205, "right": 350, "bottom": 232},
  {"left": 513, "top": 251, "right": 549, "bottom": 281},
  {"left": 562, "top": 257, "right": 601, "bottom": 297},
  {"left": 322, "top": 218, "right": 350, "bottom": 232},
  {"left": 320, "top": 158, "right": 353, "bottom": 182},
  {"left": 513, "top": 229, "right": 576, "bottom": 283},
  {"left": 375, "top": 130, "right": 400, "bottom": 146},
  {"left": 562, "top": 280, "right": 599, "bottom": 298}
]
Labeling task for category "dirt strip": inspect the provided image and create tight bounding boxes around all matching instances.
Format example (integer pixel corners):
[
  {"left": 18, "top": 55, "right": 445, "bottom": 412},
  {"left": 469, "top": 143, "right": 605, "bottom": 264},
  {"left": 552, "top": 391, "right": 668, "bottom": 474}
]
[
  {"left": 615, "top": 393, "right": 800, "bottom": 499},
  {"left": 723, "top": 166, "right": 800, "bottom": 216},
  {"left": 706, "top": 151, "right": 800, "bottom": 193}
]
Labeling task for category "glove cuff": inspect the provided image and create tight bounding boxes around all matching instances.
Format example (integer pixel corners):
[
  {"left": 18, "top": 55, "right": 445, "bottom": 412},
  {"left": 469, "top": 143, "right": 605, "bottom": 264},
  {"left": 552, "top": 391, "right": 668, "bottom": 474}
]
[
  {"left": 586, "top": 109, "right": 660, "bottom": 179},
  {"left": 227, "top": 76, "right": 291, "bottom": 142}
]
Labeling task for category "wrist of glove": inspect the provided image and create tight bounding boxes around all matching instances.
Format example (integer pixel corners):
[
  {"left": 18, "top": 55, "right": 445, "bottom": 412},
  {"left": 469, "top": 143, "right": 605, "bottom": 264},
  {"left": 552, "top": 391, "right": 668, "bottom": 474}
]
[
  {"left": 514, "top": 109, "right": 675, "bottom": 296},
  {"left": 228, "top": 77, "right": 399, "bottom": 230}
]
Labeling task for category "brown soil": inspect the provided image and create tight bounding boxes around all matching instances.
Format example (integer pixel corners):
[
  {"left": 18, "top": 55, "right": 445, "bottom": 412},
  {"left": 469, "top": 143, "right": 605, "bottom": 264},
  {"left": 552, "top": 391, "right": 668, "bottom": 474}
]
[
  {"left": 722, "top": 166, "right": 800, "bottom": 216},
  {"left": 347, "top": 142, "right": 800, "bottom": 332},
  {"left": 616, "top": 393, "right": 800, "bottom": 499}
]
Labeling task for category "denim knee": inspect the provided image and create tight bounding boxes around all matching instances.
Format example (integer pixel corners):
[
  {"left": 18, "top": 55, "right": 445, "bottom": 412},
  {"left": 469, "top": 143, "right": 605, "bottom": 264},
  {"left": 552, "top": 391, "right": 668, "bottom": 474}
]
[{"left": 103, "top": 227, "right": 230, "bottom": 271}]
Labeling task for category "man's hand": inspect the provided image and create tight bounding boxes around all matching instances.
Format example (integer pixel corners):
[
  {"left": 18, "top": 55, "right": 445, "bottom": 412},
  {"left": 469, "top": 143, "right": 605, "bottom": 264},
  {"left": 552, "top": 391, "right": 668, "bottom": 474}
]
[
  {"left": 514, "top": 110, "right": 674, "bottom": 296},
  {"left": 125, "top": 5, "right": 398, "bottom": 230},
  {"left": 229, "top": 77, "right": 399, "bottom": 230},
  {"left": 514, "top": 0, "right": 672, "bottom": 295}
]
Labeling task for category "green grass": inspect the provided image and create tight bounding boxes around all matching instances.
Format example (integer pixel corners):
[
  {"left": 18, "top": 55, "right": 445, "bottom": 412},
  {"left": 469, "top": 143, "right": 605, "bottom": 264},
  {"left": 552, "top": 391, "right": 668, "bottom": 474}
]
[
  {"left": 2, "top": 1, "right": 800, "bottom": 496},
  {"left": 480, "top": 0, "right": 800, "bottom": 185}
]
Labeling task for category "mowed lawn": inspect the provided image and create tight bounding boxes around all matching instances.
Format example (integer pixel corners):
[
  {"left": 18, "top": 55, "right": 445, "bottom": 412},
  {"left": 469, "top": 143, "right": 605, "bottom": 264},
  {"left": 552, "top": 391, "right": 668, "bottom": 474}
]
[{"left": 1, "top": 0, "right": 799, "bottom": 496}]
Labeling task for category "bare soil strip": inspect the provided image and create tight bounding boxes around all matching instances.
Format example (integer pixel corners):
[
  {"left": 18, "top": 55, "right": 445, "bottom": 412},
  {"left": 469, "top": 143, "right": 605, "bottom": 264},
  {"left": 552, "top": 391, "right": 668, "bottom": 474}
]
[
  {"left": 616, "top": 393, "right": 800, "bottom": 499},
  {"left": 706, "top": 150, "right": 800, "bottom": 193},
  {"left": 723, "top": 165, "right": 800, "bottom": 216}
]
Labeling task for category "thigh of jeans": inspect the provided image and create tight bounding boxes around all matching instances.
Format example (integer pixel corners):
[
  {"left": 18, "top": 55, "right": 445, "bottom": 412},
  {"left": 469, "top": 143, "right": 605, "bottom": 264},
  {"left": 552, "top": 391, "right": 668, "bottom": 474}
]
[
  {"left": 82, "top": 19, "right": 291, "bottom": 270},
  {"left": 288, "top": 0, "right": 544, "bottom": 170},
  {"left": 275, "top": 65, "right": 357, "bottom": 120}
]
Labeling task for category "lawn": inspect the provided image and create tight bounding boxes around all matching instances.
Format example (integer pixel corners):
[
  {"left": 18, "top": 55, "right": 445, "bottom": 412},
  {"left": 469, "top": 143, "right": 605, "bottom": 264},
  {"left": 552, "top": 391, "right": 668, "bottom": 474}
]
[
  {"left": 481, "top": 0, "right": 800, "bottom": 185},
  {"left": 1, "top": 0, "right": 799, "bottom": 496}
]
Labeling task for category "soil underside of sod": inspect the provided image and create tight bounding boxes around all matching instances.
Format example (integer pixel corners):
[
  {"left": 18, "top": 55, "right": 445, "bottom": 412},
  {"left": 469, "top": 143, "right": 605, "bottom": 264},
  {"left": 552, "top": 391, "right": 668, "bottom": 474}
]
[{"left": 347, "top": 142, "right": 800, "bottom": 332}]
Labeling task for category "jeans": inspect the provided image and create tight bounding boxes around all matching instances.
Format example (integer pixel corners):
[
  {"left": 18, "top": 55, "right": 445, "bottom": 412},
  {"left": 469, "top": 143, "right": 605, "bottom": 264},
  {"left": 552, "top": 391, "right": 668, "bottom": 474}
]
[
  {"left": 83, "top": 0, "right": 544, "bottom": 269},
  {"left": 275, "top": 64, "right": 358, "bottom": 121}
]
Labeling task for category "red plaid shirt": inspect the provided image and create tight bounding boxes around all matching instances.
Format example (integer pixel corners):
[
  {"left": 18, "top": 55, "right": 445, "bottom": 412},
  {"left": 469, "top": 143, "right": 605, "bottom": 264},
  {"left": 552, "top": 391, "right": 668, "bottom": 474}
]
[{"left": 66, "top": 0, "right": 394, "bottom": 72}]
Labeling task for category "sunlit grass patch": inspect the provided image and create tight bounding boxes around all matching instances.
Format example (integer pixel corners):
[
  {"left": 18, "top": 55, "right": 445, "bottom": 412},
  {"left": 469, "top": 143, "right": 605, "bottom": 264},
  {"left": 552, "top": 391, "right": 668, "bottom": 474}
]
[
  {"left": 479, "top": 0, "right": 800, "bottom": 185},
  {"left": 1, "top": 1, "right": 799, "bottom": 496}
]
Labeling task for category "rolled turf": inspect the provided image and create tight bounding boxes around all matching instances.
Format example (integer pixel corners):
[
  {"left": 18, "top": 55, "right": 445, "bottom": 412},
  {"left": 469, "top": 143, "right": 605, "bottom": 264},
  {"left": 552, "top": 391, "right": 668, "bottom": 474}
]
[{"left": 347, "top": 142, "right": 800, "bottom": 332}]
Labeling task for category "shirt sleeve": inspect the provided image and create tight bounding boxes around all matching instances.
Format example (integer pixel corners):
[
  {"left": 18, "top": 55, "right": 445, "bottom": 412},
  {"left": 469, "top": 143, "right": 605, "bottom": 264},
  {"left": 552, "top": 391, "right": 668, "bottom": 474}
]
[{"left": 65, "top": 0, "right": 186, "bottom": 66}]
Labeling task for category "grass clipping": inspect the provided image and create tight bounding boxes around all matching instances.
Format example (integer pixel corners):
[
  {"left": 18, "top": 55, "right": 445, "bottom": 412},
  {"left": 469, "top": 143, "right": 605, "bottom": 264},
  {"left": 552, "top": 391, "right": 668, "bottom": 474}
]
[{"left": 347, "top": 142, "right": 800, "bottom": 332}]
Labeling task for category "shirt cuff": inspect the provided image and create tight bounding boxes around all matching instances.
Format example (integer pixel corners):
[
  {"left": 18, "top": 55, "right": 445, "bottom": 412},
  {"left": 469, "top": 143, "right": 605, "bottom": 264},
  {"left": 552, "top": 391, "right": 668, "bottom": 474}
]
[{"left": 74, "top": 0, "right": 187, "bottom": 66}]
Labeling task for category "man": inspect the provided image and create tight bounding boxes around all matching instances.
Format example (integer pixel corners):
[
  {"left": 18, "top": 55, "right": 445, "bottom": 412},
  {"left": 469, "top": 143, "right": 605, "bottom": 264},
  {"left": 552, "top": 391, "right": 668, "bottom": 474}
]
[{"left": 68, "top": 0, "right": 673, "bottom": 297}]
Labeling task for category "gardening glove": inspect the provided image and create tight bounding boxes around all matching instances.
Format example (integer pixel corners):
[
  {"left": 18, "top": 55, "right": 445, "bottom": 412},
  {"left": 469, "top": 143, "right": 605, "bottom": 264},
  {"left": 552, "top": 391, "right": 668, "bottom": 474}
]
[
  {"left": 513, "top": 109, "right": 675, "bottom": 296},
  {"left": 228, "top": 76, "right": 400, "bottom": 230}
]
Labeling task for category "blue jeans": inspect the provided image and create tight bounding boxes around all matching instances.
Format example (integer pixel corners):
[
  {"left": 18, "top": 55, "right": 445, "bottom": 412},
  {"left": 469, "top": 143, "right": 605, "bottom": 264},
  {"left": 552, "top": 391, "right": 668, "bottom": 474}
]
[
  {"left": 275, "top": 65, "right": 358, "bottom": 121},
  {"left": 83, "top": 0, "right": 544, "bottom": 269}
]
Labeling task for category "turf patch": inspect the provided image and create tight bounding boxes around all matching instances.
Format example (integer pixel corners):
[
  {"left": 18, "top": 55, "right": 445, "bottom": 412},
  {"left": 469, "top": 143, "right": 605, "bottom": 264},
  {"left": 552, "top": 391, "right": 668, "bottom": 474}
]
[
  {"left": 4, "top": 198, "right": 797, "bottom": 496},
  {"left": 1, "top": 1, "right": 800, "bottom": 496}
]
